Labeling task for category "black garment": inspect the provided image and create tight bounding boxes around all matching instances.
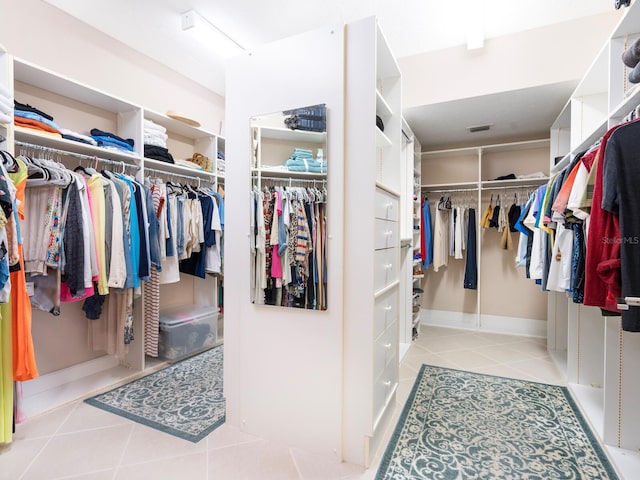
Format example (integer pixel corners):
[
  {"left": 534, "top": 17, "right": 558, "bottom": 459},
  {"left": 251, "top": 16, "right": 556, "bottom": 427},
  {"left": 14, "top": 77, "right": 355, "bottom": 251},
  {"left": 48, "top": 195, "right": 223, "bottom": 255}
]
[
  {"left": 376, "top": 115, "right": 384, "bottom": 132},
  {"left": 570, "top": 222, "right": 585, "bottom": 304},
  {"left": 492, "top": 173, "right": 516, "bottom": 181},
  {"left": 489, "top": 205, "right": 500, "bottom": 228},
  {"left": 82, "top": 289, "right": 106, "bottom": 320},
  {"left": 180, "top": 195, "right": 215, "bottom": 279},
  {"left": 541, "top": 230, "right": 552, "bottom": 293},
  {"left": 601, "top": 121, "right": 640, "bottom": 331},
  {"left": 61, "top": 179, "right": 85, "bottom": 298},
  {"left": 144, "top": 144, "right": 174, "bottom": 164},
  {"left": 508, "top": 204, "right": 521, "bottom": 232},
  {"left": 90, "top": 128, "right": 135, "bottom": 148},
  {"left": 463, "top": 208, "right": 477, "bottom": 290},
  {"left": 14, "top": 100, "right": 54, "bottom": 121},
  {"left": 131, "top": 180, "right": 150, "bottom": 280},
  {"left": 61, "top": 134, "right": 93, "bottom": 145},
  {"left": 525, "top": 231, "right": 534, "bottom": 279}
]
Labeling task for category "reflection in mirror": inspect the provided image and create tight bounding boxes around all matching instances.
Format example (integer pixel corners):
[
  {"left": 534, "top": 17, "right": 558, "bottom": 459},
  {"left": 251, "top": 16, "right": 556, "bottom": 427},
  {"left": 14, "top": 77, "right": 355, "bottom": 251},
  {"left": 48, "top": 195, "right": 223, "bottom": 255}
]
[{"left": 249, "top": 104, "right": 328, "bottom": 310}]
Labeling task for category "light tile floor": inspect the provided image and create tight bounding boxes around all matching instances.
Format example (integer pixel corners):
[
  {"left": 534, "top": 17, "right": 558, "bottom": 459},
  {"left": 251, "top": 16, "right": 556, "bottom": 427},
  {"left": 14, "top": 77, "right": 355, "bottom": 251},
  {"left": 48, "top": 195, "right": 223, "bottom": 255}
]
[{"left": 0, "top": 326, "right": 565, "bottom": 480}]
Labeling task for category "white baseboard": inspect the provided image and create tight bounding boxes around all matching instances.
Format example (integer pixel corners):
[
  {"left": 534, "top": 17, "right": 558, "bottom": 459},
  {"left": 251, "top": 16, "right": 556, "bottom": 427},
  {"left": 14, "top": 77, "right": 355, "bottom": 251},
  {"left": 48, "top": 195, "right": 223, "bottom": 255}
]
[
  {"left": 421, "top": 309, "right": 546, "bottom": 338},
  {"left": 21, "top": 355, "right": 120, "bottom": 397}
]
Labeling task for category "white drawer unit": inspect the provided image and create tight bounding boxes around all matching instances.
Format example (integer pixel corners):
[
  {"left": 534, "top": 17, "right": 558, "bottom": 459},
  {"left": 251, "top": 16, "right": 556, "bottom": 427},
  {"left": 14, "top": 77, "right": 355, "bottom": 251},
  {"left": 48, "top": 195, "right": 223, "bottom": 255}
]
[
  {"left": 374, "top": 218, "right": 399, "bottom": 250},
  {"left": 374, "top": 247, "right": 399, "bottom": 293},
  {"left": 373, "top": 354, "right": 399, "bottom": 426},
  {"left": 374, "top": 284, "right": 398, "bottom": 338},
  {"left": 374, "top": 187, "right": 399, "bottom": 221},
  {"left": 373, "top": 322, "right": 398, "bottom": 381}
]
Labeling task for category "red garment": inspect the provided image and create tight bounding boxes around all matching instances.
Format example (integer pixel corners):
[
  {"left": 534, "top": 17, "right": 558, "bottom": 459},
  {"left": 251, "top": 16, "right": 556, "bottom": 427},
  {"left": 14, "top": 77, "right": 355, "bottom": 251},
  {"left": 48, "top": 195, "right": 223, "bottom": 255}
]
[{"left": 584, "top": 126, "right": 623, "bottom": 312}]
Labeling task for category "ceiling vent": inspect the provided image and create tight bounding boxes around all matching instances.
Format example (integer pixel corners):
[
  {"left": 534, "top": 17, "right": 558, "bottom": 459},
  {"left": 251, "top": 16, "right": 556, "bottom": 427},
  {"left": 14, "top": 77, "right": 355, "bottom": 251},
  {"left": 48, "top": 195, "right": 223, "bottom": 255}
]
[{"left": 468, "top": 124, "right": 492, "bottom": 133}]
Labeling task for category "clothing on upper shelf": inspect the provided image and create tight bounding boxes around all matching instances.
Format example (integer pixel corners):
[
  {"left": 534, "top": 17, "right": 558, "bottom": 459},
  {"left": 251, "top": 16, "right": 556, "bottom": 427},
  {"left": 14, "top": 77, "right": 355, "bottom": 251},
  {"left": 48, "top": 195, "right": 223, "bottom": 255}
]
[
  {"left": 143, "top": 119, "right": 168, "bottom": 148},
  {"left": 90, "top": 128, "right": 134, "bottom": 153},
  {"left": 144, "top": 144, "right": 174, "bottom": 164},
  {"left": 59, "top": 128, "right": 98, "bottom": 146}
]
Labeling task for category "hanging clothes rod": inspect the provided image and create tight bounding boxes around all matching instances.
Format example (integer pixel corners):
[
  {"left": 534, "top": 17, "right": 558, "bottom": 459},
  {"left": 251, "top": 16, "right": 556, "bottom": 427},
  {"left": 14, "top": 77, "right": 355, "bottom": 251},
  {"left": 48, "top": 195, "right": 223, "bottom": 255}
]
[
  {"left": 422, "top": 187, "right": 478, "bottom": 193},
  {"left": 481, "top": 184, "right": 542, "bottom": 191},
  {"left": 257, "top": 175, "right": 327, "bottom": 185},
  {"left": 144, "top": 166, "right": 215, "bottom": 184},
  {"left": 14, "top": 140, "right": 140, "bottom": 171}
]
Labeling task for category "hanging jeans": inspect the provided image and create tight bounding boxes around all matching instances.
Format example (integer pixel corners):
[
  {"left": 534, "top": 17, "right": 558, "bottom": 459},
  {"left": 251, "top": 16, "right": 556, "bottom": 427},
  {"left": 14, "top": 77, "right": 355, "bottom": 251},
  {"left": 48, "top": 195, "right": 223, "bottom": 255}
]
[{"left": 464, "top": 208, "right": 477, "bottom": 290}]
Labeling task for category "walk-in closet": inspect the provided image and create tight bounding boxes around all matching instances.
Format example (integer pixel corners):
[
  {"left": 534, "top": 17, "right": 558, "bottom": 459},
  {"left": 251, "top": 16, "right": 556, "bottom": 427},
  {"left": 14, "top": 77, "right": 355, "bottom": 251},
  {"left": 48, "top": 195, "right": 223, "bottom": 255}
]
[{"left": 2, "top": 1, "right": 640, "bottom": 479}]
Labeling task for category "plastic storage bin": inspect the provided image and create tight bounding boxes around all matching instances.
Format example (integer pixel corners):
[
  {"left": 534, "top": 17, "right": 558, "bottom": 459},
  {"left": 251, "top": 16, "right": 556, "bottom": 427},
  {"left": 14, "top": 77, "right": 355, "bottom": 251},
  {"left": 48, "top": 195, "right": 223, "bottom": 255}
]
[{"left": 158, "top": 305, "right": 218, "bottom": 361}]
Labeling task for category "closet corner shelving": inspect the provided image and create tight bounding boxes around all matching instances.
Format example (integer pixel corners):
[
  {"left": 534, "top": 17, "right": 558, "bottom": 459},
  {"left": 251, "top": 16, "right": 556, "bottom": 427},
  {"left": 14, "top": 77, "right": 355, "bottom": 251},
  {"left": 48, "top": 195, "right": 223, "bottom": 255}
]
[
  {"left": 5, "top": 54, "right": 223, "bottom": 418},
  {"left": 400, "top": 117, "right": 420, "bottom": 357},
  {"left": 547, "top": 2, "right": 640, "bottom": 477},
  {"left": 343, "top": 16, "right": 402, "bottom": 467},
  {"left": 420, "top": 138, "right": 550, "bottom": 336}
]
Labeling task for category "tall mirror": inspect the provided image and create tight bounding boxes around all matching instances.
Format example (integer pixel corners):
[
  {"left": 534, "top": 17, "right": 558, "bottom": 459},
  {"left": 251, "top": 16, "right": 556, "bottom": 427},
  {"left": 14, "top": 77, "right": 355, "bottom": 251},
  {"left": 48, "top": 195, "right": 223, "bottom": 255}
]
[{"left": 249, "top": 104, "right": 328, "bottom": 310}]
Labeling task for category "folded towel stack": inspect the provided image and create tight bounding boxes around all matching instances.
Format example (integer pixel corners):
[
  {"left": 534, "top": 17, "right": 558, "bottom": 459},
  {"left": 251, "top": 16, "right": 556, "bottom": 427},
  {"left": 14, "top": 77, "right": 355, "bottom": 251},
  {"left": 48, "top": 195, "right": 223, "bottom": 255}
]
[
  {"left": 0, "top": 84, "right": 12, "bottom": 125},
  {"left": 284, "top": 148, "right": 327, "bottom": 173},
  {"left": 143, "top": 119, "right": 168, "bottom": 148}
]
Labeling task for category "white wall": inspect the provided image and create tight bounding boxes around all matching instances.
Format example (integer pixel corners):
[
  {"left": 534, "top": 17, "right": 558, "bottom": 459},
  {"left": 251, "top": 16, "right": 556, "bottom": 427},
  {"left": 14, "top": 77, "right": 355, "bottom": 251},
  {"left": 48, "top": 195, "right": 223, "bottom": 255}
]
[
  {"left": 0, "top": 0, "right": 224, "bottom": 133},
  {"left": 400, "top": 11, "right": 623, "bottom": 109},
  {"left": 225, "top": 26, "right": 345, "bottom": 458}
]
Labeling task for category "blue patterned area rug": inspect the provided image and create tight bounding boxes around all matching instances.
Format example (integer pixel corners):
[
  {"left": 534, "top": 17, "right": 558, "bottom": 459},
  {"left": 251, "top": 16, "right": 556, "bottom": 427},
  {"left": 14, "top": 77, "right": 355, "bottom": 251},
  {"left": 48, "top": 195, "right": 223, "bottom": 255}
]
[
  {"left": 85, "top": 345, "right": 224, "bottom": 443},
  {"left": 376, "top": 365, "right": 618, "bottom": 480}
]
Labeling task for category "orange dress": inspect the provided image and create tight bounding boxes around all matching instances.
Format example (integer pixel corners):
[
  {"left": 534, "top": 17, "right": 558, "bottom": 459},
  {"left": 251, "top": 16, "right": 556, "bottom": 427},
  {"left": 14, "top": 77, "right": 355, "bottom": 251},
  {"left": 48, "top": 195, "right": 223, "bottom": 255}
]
[{"left": 9, "top": 158, "right": 38, "bottom": 381}]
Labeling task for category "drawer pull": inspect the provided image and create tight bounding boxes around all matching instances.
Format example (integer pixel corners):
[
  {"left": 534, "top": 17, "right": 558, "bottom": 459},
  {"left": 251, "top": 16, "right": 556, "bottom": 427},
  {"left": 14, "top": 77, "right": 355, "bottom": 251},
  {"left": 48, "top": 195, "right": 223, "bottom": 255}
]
[
  {"left": 383, "top": 380, "right": 391, "bottom": 387},
  {"left": 384, "top": 305, "right": 392, "bottom": 311},
  {"left": 384, "top": 342, "right": 392, "bottom": 349},
  {"left": 384, "top": 263, "right": 392, "bottom": 270},
  {"left": 385, "top": 230, "right": 393, "bottom": 236},
  {"left": 386, "top": 202, "right": 393, "bottom": 209}
]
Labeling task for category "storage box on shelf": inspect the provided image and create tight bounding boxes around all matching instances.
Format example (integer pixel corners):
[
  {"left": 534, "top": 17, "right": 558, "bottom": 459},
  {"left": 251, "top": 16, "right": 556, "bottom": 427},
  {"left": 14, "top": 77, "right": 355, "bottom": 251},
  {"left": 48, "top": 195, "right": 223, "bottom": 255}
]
[{"left": 158, "top": 305, "right": 219, "bottom": 362}]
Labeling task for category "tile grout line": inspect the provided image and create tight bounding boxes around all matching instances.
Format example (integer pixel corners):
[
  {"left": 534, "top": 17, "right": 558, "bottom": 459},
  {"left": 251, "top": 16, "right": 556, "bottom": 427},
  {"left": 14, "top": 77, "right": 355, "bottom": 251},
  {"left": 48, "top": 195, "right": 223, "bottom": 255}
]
[
  {"left": 288, "top": 447, "right": 304, "bottom": 480},
  {"left": 112, "top": 422, "right": 135, "bottom": 479},
  {"left": 18, "top": 400, "right": 82, "bottom": 480}
]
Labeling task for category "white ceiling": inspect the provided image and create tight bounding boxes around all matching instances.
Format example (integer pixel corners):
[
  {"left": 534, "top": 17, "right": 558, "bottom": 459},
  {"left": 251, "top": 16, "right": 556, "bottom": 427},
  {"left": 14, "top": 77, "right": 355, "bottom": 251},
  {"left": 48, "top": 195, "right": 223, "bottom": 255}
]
[{"left": 43, "top": 0, "right": 617, "bottom": 148}]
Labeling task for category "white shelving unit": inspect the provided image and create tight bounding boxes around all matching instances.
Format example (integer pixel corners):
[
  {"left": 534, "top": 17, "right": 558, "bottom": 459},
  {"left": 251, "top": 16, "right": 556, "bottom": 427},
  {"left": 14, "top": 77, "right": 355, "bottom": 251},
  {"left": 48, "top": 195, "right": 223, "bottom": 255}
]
[
  {"left": 419, "top": 139, "right": 550, "bottom": 336},
  {"left": 5, "top": 54, "right": 224, "bottom": 417},
  {"left": 400, "top": 117, "right": 422, "bottom": 353},
  {"left": 251, "top": 123, "right": 327, "bottom": 188},
  {"left": 547, "top": 3, "right": 640, "bottom": 478},
  {"left": 343, "top": 17, "right": 402, "bottom": 467}
]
